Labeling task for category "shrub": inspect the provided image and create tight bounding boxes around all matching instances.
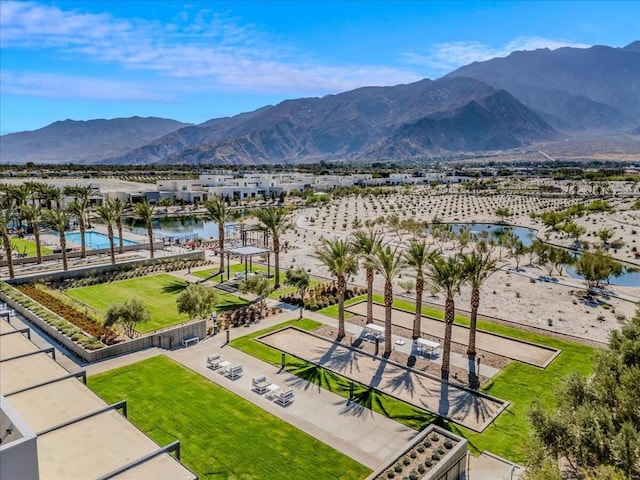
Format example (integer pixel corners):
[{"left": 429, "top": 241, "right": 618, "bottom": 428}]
[
  {"left": 394, "top": 464, "right": 403, "bottom": 473},
  {"left": 443, "top": 439, "right": 453, "bottom": 449},
  {"left": 402, "top": 457, "right": 410, "bottom": 466},
  {"left": 409, "top": 451, "right": 417, "bottom": 459},
  {"left": 424, "top": 459, "right": 433, "bottom": 467},
  {"left": 430, "top": 433, "right": 439, "bottom": 442},
  {"left": 387, "top": 471, "right": 395, "bottom": 479},
  {"left": 417, "top": 464, "right": 425, "bottom": 474},
  {"left": 431, "top": 452, "right": 440, "bottom": 461}
]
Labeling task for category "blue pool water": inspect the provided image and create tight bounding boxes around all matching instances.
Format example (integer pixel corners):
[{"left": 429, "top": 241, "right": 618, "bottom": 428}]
[{"left": 65, "top": 231, "right": 138, "bottom": 249}]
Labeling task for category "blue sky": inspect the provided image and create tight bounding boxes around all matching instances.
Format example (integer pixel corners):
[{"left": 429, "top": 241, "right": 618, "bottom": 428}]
[{"left": 1, "top": 0, "right": 638, "bottom": 134}]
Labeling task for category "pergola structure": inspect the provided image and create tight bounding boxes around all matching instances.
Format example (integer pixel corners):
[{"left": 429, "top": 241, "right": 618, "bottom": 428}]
[{"left": 222, "top": 245, "right": 271, "bottom": 282}]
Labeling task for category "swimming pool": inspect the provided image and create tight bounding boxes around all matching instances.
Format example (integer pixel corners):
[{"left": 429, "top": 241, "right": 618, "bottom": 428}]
[{"left": 65, "top": 231, "right": 138, "bottom": 249}]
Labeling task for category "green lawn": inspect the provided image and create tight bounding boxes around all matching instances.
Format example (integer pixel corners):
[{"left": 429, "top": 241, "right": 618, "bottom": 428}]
[
  {"left": 66, "top": 274, "right": 248, "bottom": 333},
  {"left": 89, "top": 355, "right": 370, "bottom": 480},
  {"left": 10, "top": 238, "right": 53, "bottom": 257},
  {"left": 317, "top": 294, "right": 598, "bottom": 463}
]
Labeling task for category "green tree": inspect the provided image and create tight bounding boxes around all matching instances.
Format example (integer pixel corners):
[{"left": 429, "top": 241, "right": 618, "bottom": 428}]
[
  {"left": 42, "top": 207, "right": 70, "bottom": 271},
  {"left": 67, "top": 198, "right": 90, "bottom": 258},
  {"left": 239, "top": 275, "right": 272, "bottom": 313},
  {"left": 95, "top": 203, "right": 116, "bottom": 264},
  {"left": 314, "top": 238, "right": 358, "bottom": 338},
  {"left": 369, "top": 245, "right": 406, "bottom": 355},
  {"left": 351, "top": 228, "right": 383, "bottom": 325},
  {"left": 575, "top": 250, "right": 624, "bottom": 289},
  {"left": 403, "top": 239, "right": 435, "bottom": 339},
  {"left": 597, "top": 227, "right": 615, "bottom": 247},
  {"left": 563, "top": 221, "right": 586, "bottom": 244},
  {"left": 203, "top": 196, "right": 231, "bottom": 274},
  {"left": 110, "top": 198, "right": 126, "bottom": 254},
  {"left": 525, "top": 308, "right": 640, "bottom": 478},
  {"left": 254, "top": 206, "right": 292, "bottom": 288},
  {"left": 494, "top": 206, "right": 512, "bottom": 223},
  {"left": 20, "top": 204, "right": 43, "bottom": 264},
  {"left": 105, "top": 298, "right": 150, "bottom": 338},
  {"left": 426, "top": 253, "right": 465, "bottom": 379},
  {"left": 460, "top": 249, "right": 498, "bottom": 357},
  {"left": 176, "top": 283, "right": 219, "bottom": 319},
  {"left": 134, "top": 201, "right": 155, "bottom": 259},
  {"left": 0, "top": 201, "right": 16, "bottom": 279},
  {"left": 284, "top": 267, "right": 310, "bottom": 319}
]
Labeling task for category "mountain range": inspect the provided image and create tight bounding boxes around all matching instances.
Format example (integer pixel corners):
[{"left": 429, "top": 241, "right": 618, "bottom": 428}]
[{"left": 1, "top": 41, "right": 638, "bottom": 166}]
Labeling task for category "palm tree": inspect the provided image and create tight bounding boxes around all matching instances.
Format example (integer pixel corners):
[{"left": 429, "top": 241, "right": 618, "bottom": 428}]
[
  {"left": 351, "top": 228, "right": 383, "bottom": 325},
  {"left": 0, "top": 201, "right": 16, "bottom": 279},
  {"left": 369, "top": 245, "right": 406, "bottom": 356},
  {"left": 43, "top": 207, "right": 70, "bottom": 271},
  {"left": 67, "top": 199, "right": 90, "bottom": 258},
  {"left": 314, "top": 238, "right": 358, "bottom": 339},
  {"left": 20, "top": 204, "right": 43, "bottom": 264},
  {"left": 1, "top": 184, "right": 29, "bottom": 231},
  {"left": 203, "top": 196, "right": 231, "bottom": 273},
  {"left": 133, "top": 201, "right": 155, "bottom": 259},
  {"left": 110, "top": 198, "right": 125, "bottom": 254},
  {"left": 95, "top": 203, "right": 116, "bottom": 264},
  {"left": 254, "top": 206, "right": 292, "bottom": 288},
  {"left": 404, "top": 239, "right": 436, "bottom": 339},
  {"left": 43, "top": 185, "right": 63, "bottom": 209},
  {"left": 459, "top": 250, "right": 498, "bottom": 357},
  {"left": 425, "top": 254, "right": 465, "bottom": 379}
]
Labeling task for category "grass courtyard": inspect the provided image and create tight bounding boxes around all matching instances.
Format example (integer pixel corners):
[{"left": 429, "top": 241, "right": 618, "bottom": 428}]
[
  {"left": 66, "top": 273, "right": 249, "bottom": 333},
  {"left": 89, "top": 355, "right": 370, "bottom": 480},
  {"left": 10, "top": 238, "right": 53, "bottom": 257},
  {"left": 235, "top": 295, "right": 597, "bottom": 464}
]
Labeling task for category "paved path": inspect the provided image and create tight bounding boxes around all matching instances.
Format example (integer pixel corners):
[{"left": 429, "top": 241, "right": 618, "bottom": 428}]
[
  {"left": 346, "top": 302, "right": 558, "bottom": 367},
  {"left": 259, "top": 327, "right": 505, "bottom": 432}
]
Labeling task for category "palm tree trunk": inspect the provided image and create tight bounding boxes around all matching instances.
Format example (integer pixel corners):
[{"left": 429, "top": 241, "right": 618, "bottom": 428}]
[
  {"left": 441, "top": 296, "right": 455, "bottom": 380},
  {"left": 218, "top": 222, "right": 225, "bottom": 272},
  {"left": 384, "top": 280, "right": 393, "bottom": 355},
  {"left": 107, "top": 225, "right": 115, "bottom": 264},
  {"left": 413, "top": 276, "right": 424, "bottom": 339},
  {"left": 117, "top": 220, "right": 124, "bottom": 254},
  {"left": 34, "top": 223, "right": 42, "bottom": 264},
  {"left": 59, "top": 231, "right": 68, "bottom": 271},
  {"left": 147, "top": 224, "right": 154, "bottom": 259},
  {"left": 2, "top": 234, "right": 15, "bottom": 279},
  {"left": 337, "top": 275, "right": 346, "bottom": 339},
  {"left": 79, "top": 218, "right": 86, "bottom": 258},
  {"left": 366, "top": 267, "right": 374, "bottom": 324},
  {"left": 273, "top": 239, "right": 280, "bottom": 288},
  {"left": 467, "top": 287, "right": 480, "bottom": 356}
]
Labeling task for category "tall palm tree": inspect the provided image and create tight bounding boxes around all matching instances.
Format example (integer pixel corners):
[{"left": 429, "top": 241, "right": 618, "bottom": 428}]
[
  {"left": 134, "top": 201, "right": 155, "bottom": 259},
  {"left": 110, "top": 198, "right": 125, "bottom": 254},
  {"left": 254, "top": 206, "right": 292, "bottom": 288},
  {"left": 351, "top": 228, "right": 383, "bottom": 325},
  {"left": 95, "top": 204, "right": 116, "bottom": 264},
  {"left": 0, "top": 201, "right": 16, "bottom": 279},
  {"left": 404, "top": 239, "right": 436, "bottom": 339},
  {"left": 20, "top": 204, "right": 43, "bottom": 264},
  {"left": 1, "top": 184, "right": 29, "bottom": 231},
  {"left": 460, "top": 249, "right": 498, "bottom": 357},
  {"left": 425, "top": 254, "right": 465, "bottom": 380},
  {"left": 43, "top": 207, "right": 70, "bottom": 271},
  {"left": 369, "top": 245, "right": 406, "bottom": 356},
  {"left": 203, "top": 196, "right": 231, "bottom": 273},
  {"left": 314, "top": 238, "right": 358, "bottom": 339},
  {"left": 43, "top": 185, "right": 63, "bottom": 209},
  {"left": 67, "top": 199, "right": 89, "bottom": 258}
]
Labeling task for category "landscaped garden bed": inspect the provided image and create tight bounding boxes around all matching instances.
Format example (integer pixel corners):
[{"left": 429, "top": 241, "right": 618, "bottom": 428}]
[{"left": 278, "top": 281, "right": 366, "bottom": 310}]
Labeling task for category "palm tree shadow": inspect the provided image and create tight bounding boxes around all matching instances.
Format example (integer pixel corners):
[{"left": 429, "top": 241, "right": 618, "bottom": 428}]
[
  {"left": 447, "top": 386, "right": 497, "bottom": 427},
  {"left": 162, "top": 280, "right": 190, "bottom": 293}
]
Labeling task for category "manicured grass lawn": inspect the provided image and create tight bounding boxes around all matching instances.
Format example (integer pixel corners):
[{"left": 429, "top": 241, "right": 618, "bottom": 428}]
[
  {"left": 10, "top": 238, "right": 53, "bottom": 257},
  {"left": 230, "top": 319, "right": 436, "bottom": 432},
  {"left": 66, "top": 274, "right": 248, "bottom": 333},
  {"left": 318, "top": 294, "right": 598, "bottom": 463},
  {"left": 89, "top": 355, "right": 370, "bottom": 480}
]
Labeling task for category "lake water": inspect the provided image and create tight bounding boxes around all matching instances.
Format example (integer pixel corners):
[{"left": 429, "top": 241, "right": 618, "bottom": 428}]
[{"left": 124, "top": 215, "right": 234, "bottom": 240}]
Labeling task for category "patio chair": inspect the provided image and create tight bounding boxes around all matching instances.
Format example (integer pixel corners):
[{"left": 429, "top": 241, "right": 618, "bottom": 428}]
[
  {"left": 274, "top": 388, "right": 295, "bottom": 407},
  {"left": 207, "top": 353, "right": 224, "bottom": 370},
  {"left": 252, "top": 375, "right": 272, "bottom": 394},
  {"left": 225, "top": 363, "right": 244, "bottom": 380}
]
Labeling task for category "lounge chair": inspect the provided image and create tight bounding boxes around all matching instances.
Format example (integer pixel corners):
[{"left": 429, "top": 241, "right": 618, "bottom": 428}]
[
  {"left": 273, "top": 388, "right": 295, "bottom": 407},
  {"left": 252, "top": 375, "right": 272, "bottom": 394},
  {"left": 207, "top": 353, "right": 224, "bottom": 370},
  {"left": 225, "top": 363, "right": 243, "bottom": 380}
]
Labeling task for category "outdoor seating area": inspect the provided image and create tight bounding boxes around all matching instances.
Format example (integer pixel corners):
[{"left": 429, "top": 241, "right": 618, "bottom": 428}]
[
  {"left": 224, "top": 363, "right": 244, "bottom": 380},
  {"left": 252, "top": 375, "right": 272, "bottom": 394},
  {"left": 414, "top": 337, "right": 441, "bottom": 356},
  {"left": 206, "top": 353, "right": 224, "bottom": 369},
  {"left": 363, "top": 323, "right": 384, "bottom": 341},
  {"left": 273, "top": 388, "right": 295, "bottom": 407}
]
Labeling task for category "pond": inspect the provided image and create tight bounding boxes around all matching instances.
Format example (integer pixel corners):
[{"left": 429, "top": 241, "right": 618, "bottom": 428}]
[{"left": 124, "top": 215, "right": 235, "bottom": 240}]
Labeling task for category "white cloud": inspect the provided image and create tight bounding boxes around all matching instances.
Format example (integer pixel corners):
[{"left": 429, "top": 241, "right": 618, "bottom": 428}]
[
  {"left": 0, "top": 1, "right": 420, "bottom": 96},
  {"left": 404, "top": 36, "right": 592, "bottom": 73},
  {"left": 0, "top": 71, "right": 174, "bottom": 101}
]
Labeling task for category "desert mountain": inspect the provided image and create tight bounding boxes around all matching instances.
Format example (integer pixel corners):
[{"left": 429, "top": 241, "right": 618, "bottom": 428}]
[
  {"left": 447, "top": 42, "right": 640, "bottom": 131},
  {"left": 0, "top": 116, "right": 190, "bottom": 164},
  {"left": 104, "top": 77, "right": 557, "bottom": 166}
]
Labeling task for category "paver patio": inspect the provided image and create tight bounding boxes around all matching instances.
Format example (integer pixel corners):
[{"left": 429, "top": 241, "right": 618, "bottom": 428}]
[
  {"left": 346, "top": 302, "right": 559, "bottom": 367},
  {"left": 259, "top": 326, "right": 507, "bottom": 432}
]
